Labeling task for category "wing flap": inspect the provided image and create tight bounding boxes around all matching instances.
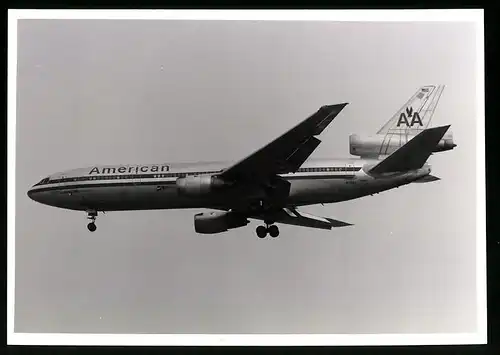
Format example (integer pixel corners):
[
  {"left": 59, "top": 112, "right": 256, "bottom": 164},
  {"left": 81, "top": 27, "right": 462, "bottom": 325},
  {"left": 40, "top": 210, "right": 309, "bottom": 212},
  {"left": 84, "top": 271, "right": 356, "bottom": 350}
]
[{"left": 254, "top": 207, "right": 352, "bottom": 230}]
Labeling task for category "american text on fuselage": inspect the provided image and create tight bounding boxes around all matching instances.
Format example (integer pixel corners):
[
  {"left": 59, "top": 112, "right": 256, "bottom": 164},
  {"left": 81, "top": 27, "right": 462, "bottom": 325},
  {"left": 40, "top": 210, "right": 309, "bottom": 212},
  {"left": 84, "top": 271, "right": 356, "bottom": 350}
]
[{"left": 89, "top": 164, "right": 170, "bottom": 175}]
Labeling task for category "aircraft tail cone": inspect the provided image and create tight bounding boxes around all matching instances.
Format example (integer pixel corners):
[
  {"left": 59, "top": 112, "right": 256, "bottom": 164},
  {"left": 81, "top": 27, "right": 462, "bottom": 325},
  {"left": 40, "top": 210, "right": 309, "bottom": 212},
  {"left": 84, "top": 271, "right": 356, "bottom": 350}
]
[{"left": 413, "top": 174, "right": 441, "bottom": 183}]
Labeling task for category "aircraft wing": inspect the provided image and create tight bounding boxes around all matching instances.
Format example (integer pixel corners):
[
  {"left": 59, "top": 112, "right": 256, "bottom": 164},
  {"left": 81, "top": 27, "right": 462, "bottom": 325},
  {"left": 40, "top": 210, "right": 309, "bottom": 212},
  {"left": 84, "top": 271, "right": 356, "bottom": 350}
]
[
  {"left": 253, "top": 207, "right": 352, "bottom": 230},
  {"left": 220, "top": 103, "right": 348, "bottom": 182}
]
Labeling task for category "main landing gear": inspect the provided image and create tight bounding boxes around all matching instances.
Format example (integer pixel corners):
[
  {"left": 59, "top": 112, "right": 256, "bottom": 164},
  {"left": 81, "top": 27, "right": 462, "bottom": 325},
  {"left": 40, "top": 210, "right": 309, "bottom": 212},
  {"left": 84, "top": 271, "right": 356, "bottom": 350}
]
[
  {"left": 256, "top": 222, "right": 280, "bottom": 239},
  {"left": 87, "top": 210, "right": 98, "bottom": 232}
]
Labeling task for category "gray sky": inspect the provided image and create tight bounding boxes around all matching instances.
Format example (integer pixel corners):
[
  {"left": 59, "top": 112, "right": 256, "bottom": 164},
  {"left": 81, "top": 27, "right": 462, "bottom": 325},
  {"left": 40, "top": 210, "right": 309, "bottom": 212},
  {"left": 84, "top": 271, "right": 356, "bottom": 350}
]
[{"left": 15, "top": 19, "right": 479, "bottom": 334}]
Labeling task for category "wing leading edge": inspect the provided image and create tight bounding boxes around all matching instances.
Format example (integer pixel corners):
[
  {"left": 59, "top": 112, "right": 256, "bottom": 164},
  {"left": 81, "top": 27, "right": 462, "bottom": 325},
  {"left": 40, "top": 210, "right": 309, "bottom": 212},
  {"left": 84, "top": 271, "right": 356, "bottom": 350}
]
[{"left": 220, "top": 103, "right": 349, "bottom": 181}]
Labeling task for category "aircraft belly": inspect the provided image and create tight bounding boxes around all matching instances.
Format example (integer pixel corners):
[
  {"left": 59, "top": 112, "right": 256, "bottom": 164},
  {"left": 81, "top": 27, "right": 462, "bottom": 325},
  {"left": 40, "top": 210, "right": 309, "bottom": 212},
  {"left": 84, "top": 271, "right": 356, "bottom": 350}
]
[
  {"left": 286, "top": 175, "right": 410, "bottom": 206},
  {"left": 288, "top": 178, "right": 347, "bottom": 204}
]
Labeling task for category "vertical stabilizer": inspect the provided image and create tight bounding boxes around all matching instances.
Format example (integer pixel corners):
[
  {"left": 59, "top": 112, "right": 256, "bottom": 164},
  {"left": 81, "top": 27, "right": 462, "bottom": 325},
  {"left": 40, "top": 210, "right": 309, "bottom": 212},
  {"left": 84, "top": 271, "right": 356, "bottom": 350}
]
[{"left": 377, "top": 85, "right": 445, "bottom": 136}]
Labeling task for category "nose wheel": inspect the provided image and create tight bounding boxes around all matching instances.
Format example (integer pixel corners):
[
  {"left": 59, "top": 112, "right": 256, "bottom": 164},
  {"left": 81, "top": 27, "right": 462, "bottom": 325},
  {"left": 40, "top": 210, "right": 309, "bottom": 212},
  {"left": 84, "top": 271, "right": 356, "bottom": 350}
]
[
  {"left": 255, "top": 223, "right": 280, "bottom": 238},
  {"left": 87, "top": 222, "right": 97, "bottom": 232},
  {"left": 86, "top": 210, "right": 98, "bottom": 232}
]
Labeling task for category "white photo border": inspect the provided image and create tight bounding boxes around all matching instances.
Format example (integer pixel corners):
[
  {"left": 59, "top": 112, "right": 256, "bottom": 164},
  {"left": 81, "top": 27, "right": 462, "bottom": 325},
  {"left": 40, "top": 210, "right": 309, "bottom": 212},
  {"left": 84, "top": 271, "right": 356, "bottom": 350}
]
[{"left": 7, "top": 9, "right": 486, "bottom": 346}]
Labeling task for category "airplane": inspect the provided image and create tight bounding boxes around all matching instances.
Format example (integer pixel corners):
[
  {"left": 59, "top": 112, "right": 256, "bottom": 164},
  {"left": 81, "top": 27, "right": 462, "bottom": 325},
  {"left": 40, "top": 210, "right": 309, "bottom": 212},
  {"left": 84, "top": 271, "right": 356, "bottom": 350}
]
[{"left": 27, "top": 87, "right": 455, "bottom": 239}]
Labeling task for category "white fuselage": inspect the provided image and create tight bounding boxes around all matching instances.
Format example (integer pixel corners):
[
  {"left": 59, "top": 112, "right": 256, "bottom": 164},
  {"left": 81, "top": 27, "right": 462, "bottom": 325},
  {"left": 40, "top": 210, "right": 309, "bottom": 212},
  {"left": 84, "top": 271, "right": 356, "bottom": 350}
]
[{"left": 27, "top": 158, "right": 431, "bottom": 212}]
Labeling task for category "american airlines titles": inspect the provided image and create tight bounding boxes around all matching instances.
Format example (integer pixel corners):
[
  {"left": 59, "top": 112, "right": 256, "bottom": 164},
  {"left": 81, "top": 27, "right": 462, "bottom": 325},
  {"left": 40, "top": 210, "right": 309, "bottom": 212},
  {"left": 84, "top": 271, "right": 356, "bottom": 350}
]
[{"left": 89, "top": 165, "right": 170, "bottom": 175}]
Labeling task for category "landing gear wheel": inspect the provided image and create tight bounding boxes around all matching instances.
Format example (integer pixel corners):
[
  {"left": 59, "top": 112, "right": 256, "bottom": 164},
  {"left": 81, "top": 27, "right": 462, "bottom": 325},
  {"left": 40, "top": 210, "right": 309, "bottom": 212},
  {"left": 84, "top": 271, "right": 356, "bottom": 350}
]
[
  {"left": 86, "top": 210, "right": 98, "bottom": 232},
  {"left": 268, "top": 225, "right": 279, "bottom": 238},
  {"left": 256, "top": 226, "right": 267, "bottom": 238}
]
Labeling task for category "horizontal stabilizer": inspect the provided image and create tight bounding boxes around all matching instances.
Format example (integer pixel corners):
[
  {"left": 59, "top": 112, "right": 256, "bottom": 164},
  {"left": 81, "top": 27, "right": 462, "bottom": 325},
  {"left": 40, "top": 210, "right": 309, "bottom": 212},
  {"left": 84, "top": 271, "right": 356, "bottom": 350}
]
[
  {"left": 369, "top": 125, "right": 451, "bottom": 175},
  {"left": 413, "top": 174, "right": 441, "bottom": 183}
]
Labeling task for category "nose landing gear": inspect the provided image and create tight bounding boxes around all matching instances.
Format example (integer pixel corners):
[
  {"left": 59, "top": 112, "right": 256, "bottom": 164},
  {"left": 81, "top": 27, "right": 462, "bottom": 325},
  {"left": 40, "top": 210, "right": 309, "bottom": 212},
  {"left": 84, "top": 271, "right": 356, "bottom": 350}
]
[
  {"left": 87, "top": 222, "right": 97, "bottom": 232},
  {"left": 87, "top": 210, "right": 98, "bottom": 232},
  {"left": 255, "top": 222, "right": 280, "bottom": 239}
]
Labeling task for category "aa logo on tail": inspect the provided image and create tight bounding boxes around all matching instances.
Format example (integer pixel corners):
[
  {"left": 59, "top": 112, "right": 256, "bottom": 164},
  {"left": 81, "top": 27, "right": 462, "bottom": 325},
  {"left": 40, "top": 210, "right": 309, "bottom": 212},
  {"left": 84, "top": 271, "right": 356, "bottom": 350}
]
[{"left": 397, "top": 107, "right": 423, "bottom": 127}]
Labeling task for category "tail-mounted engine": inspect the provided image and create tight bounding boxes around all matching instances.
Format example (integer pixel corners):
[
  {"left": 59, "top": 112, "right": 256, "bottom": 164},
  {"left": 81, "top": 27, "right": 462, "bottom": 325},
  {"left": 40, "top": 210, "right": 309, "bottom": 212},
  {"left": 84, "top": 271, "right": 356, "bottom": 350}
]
[{"left": 349, "top": 132, "right": 455, "bottom": 158}]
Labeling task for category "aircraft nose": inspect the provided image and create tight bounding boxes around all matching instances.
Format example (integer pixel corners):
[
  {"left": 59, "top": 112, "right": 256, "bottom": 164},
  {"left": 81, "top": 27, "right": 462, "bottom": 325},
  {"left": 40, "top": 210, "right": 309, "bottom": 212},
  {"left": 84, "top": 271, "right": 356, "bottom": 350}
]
[
  {"left": 27, "top": 184, "right": 47, "bottom": 204},
  {"left": 27, "top": 186, "right": 39, "bottom": 201}
]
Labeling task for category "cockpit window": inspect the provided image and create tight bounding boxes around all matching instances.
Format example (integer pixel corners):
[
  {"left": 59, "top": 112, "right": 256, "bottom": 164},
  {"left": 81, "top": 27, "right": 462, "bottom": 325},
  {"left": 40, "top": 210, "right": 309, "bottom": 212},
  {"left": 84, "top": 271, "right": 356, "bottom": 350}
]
[{"left": 35, "top": 177, "right": 50, "bottom": 186}]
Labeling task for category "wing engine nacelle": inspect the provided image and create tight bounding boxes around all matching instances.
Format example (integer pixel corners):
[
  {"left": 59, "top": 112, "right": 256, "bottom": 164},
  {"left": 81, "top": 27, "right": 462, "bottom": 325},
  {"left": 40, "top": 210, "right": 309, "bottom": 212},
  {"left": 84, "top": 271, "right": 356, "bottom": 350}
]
[
  {"left": 176, "top": 175, "right": 228, "bottom": 196},
  {"left": 349, "top": 132, "right": 455, "bottom": 157},
  {"left": 194, "top": 211, "right": 249, "bottom": 234}
]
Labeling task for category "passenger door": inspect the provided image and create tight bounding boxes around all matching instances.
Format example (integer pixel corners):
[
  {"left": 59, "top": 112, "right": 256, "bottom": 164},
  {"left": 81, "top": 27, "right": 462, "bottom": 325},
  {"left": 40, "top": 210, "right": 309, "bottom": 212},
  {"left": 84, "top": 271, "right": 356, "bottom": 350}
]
[{"left": 345, "top": 163, "right": 356, "bottom": 177}]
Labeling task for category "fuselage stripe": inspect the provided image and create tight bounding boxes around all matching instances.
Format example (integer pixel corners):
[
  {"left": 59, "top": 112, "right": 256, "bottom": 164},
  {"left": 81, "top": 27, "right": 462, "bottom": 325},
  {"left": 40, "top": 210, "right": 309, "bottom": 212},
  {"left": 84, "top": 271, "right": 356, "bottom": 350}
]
[
  {"left": 31, "top": 180, "right": 178, "bottom": 193},
  {"left": 37, "top": 166, "right": 362, "bottom": 183}
]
